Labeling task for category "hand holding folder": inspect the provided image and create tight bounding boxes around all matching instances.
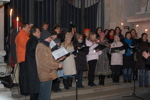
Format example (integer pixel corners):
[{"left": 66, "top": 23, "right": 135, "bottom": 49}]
[
  {"left": 110, "top": 46, "right": 124, "bottom": 53},
  {"left": 94, "top": 44, "right": 107, "bottom": 51}
]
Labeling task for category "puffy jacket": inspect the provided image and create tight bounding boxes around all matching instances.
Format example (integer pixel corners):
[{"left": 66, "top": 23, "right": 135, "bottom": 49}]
[{"left": 15, "top": 30, "right": 29, "bottom": 63}]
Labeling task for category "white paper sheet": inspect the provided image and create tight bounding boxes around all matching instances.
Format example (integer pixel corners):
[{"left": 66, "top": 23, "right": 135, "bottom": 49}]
[
  {"left": 49, "top": 40, "right": 57, "bottom": 49},
  {"left": 52, "top": 47, "right": 69, "bottom": 60}
]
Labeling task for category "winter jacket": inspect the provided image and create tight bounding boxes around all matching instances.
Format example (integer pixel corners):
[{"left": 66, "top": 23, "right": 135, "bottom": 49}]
[
  {"left": 86, "top": 39, "right": 101, "bottom": 62},
  {"left": 15, "top": 30, "right": 29, "bottom": 63},
  {"left": 95, "top": 40, "right": 111, "bottom": 75},
  {"left": 61, "top": 43, "right": 76, "bottom": 75},
  {"left": 73, "top": 41, "right": 88, "bottom": 71},
  {"left": 110, "top": 41, "right": 125, "bottom": 65},
  {"left": 36, "top": 42, "right": 60, "bottom": 82},
  {"left": 136, "top": 40, "right": 150, "bottom": 70},
  {"left": 25, "top": 35, "right": 40, "bottom": 93}
]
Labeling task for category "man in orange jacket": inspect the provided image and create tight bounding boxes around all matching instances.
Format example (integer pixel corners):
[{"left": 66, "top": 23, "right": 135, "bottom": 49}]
[{"left": 15, "top": 23, "right": 30, "bottom": 95}]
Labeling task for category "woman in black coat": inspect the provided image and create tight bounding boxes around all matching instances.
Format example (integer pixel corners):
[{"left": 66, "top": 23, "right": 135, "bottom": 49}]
[
  {"left": 25, "top": 27, "right": 41, "bottom": 100},
  {"left": 122, "top": 32, "right": 136, "bottom": 83},
  {"left": 114, "top": 27, "right": 124, "bottom": 41},
  {"left": 73, "top": 33, "right": 88, "bottom": 88}
]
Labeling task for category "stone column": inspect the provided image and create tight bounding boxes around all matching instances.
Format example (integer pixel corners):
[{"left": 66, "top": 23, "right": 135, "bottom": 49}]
[
  {"left": 0, "top": 6, "right": 7, "bottom": 88},
  {"left": 0, "top": 6, "right": 4, "bottom": 50},
  {"left": 141, "top": 0, "right": 149, "bottom": 12},
  {"left": 0, "top": 6, "right": 6, "bottom": 69},
  {"left": 104, "top": 0, "right": 110, "bottom": 29}
]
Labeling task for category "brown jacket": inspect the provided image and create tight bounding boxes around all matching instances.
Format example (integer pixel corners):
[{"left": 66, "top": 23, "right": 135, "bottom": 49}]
[{"left": 36, "top": 42, "right": 59, "bottom": 82}]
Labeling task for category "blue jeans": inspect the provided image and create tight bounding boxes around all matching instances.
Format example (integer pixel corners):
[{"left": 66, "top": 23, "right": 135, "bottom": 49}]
[
  {"left": 63, "top": 75, "right": 75, "bottom": 79},
  {"left": 38, "top": 80, "right": 52, "bottom": 100},
  {"left": 139, "top": 68, "right": 149, "bottom": 86},
  {"left": 123, "top": 68, "right": 132, "bottom": 82}
]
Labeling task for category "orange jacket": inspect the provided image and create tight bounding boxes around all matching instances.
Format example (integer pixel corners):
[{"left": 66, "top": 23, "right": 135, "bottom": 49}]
[{"left": 15, "top": 30, "right": 29, "bottom": 63}]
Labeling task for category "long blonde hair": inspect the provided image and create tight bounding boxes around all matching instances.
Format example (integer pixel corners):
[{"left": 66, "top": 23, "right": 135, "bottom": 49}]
[
  {"left": 62, "top": 32, "right": 73, "bottom": 48},
  {"left": 87, "top": 32, "right": 97, "bottom": 42}
]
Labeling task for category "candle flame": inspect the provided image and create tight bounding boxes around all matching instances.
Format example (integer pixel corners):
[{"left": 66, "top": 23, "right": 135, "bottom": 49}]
[
  {"left": 136, "top": 25, "right": 139, "bottom": 27},
  {"left": 121, "top": 23, "right": 124, "bottom": 26},
  {"left": 16, "top": 17, "right": 19, "bottom": 22},
  {"left": 10, "top": 9, "right": 13, "bottom": 16}
]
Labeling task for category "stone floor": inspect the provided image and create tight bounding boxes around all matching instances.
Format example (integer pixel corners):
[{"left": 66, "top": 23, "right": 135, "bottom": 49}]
[{"left": 0, "top": 76, "right": 150, "bottom": 100}]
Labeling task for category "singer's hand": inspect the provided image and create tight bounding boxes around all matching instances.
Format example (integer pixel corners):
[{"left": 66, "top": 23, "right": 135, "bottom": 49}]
[
  {"left": 78, "top": 47, "right": 81, "bottom": 49},
  {"left": 142, "top": 51, "right": 150, "bottom": 59},
  {"left": 58, "top": 63, "right": 63, "bottom": 68},
  {"left": 130, "top": 51, "right": 133, "bottom": 54},
  {"left": 58, "top": 56, "right": 66, "bottom": 61}
]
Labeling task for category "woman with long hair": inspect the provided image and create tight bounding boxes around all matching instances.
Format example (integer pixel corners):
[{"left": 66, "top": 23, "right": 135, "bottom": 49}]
[
  {"left": 107, "top": 29, "right": 115, "bottom": 43},
  {"left": 130, "top": 29, "right": 140, "bottom": 81},
  {"left": 95, "top": 32, "right": 111, "bottom": 85},
  {"left": 104, "top": 29, "right": 109, "bottom": 36},
  {"left": 86, "top": 32, "right": 102, "bottom": 86},
  {"left": 61, "top": 32, "right": 76, "bottom": 90},
  {"left": 114, "top": 27, "right": 124, "bottom": 41},
  {"left": 123, "top": 32, "right": 135, "bottom": 83},
  {"left": 73, "top": 33, "right": 88, "bottom": 88},
  {"left": 110, "top": 35, "right": 125, "bottom": 84},
  {"left": 96, "top": 27, "right": 103, "bottom": 38}
]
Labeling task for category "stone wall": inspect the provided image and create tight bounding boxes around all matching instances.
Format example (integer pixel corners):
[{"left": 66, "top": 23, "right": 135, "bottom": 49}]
[{"left": 104, "top": 0, "right": 141, "bottom": 35}]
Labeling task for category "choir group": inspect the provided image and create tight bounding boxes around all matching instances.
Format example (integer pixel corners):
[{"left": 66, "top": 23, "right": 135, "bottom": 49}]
[{"left": 10, "top": 22, "right": 150, "bottom": 100}]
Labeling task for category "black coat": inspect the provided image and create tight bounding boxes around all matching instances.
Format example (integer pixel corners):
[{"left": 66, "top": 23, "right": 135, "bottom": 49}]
[
  {"left": 25, "top": 35, "right": 40, "bottom": 93},
  {"left": 73, "top": 41, "right": 88, "bottom": 71},
  {"left": 10, "top": 29, "right": 18, "bottom": 64},
  {"left": 119, "top": 34, "right": 124, "bottom": 42},
  {"left": 146, "top": 56, "right": 150, "bottom": 65},
  {"left": 136, "top": 40, "right": 150, "bottom": 70},
  {"left": 122, "top": 39, "right": 136, "bottom": 68}
]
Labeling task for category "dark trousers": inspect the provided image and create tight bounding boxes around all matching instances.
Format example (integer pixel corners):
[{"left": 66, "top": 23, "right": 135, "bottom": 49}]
[
  {"left": 98, "top": 75, "right": 105, "bottom": 82},
  {"left": 88, "top": 60, "right": 97, "bottom": 84},
  {"left": 30, "top": 93, "right": 39, "bottom": 100},
  {"left": 77, "top": 70, "right": 83, "bottom": 85},
  {"left": 111, "top": 65, "right": 121, "bottom": 83},
  {"left": 132, "top": 61, "right": 138, "bottom": 80},
  {"left": 19, "top": 62, "right": 28, "bottom": 94}
]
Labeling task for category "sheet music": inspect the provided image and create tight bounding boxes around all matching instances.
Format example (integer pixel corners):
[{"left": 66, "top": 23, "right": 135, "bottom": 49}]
[
  {"left": 49, "top": 40, "right": 57, "bottom": 49},
  {"left": 52, "top": 47, "right": 69, "bottom": 60}
]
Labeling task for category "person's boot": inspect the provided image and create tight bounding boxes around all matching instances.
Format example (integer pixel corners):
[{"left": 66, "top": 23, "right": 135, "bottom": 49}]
[
  {"left": 52, "top": 80, "right": 58, "bottom": 92},
  {"left": 99, "top": 75, "right": 105, "bottom": 85},
  {"left": 102, "top": 75, "right": 105, "bottom": 85},
  {"left": 63, "top": 79, "right": 70, "bottom": 90},
  {"left": 0, "top": 75, "right": 13, "bottom": 88},
  {"left": 56, "top": 80, "right": 62, "bottom": 92},
  {"left": 68, "top": 77, "right": 73, "bottom": 87},
  {"left": 77, "top": 83, "right": 84, "bottom": 88},
  {"left": 98, "top": 75, "right": 101, "bottom": 85}
]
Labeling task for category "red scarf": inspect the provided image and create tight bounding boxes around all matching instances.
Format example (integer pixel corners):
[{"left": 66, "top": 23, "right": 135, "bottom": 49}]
[{"left": 109, "top": 35, "right": 114, "bottom": 39}]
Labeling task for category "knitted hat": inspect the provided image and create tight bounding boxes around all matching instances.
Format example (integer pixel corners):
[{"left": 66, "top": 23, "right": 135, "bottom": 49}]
[
  {"left": 83, "top": 28, "right": 91, "bottom": 33},
  {"left": 40, "top": 32, "right": 51, "bottom": 40},
  {"left": 13, "top": 19, "right": 22, "bottom": 29},
  {"left": 50, "top": 31, "right": 57, "bottom": 36}
]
